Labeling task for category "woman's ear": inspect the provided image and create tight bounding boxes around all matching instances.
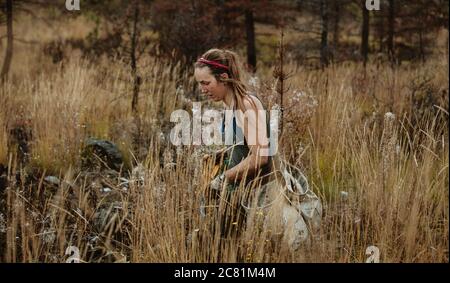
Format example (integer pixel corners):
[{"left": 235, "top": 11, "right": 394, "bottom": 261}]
[{"left": 219, "top": 73, "right": 229, "bottom": 81}]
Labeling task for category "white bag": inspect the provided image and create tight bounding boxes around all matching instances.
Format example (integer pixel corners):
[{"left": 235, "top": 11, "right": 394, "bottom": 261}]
[{"left": 243, "top": 159, "right": 322, "bottom": 251}]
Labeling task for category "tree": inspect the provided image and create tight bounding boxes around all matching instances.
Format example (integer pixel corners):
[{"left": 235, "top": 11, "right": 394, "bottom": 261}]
[
  {"left": 292, "top": 0, "right": 336, "bottom": 67},
  {"left": 361, "top": 0, "right": 370, "bottom": 66},
  {"left": 387, "top": 0, "right": 395, "bottom": 61},
  {"left": 395, "top": 0, "right": 448, "bottom": 62},
  {"left": 331, "top": 0, "right": 340, "bottom": 49},
  {"left": 151, "top": 0, "right": 227, "bottom": 64},
  {"left": 371, "top": 0, "right": 449, "bottom": 63},
  {"left": 1, "top": 0, "right": 68, "bottom": 83},
  {"left": 319, "top": 0, "right": 329, "bottom": 68},
  {"left": 242, "top": 0, "right": 285, "bottom": 72},
  {"left": 129, "top": 0, "right": 141, "bottom": 114},
  {"left": 151, "top": 0, "right": 285, "bottom": 70},
  {"left": 0, "top": 0, "right": 13, "bottom": 83},
  {"left": 245, "top": 8, "right": 256, "bottom": 72}
]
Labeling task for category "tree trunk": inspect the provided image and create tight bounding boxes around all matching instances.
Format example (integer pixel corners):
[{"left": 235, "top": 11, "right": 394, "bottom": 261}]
[
  {"left": 387, "top": 0, "right": 395, "bottom": 61},
  {"left": 320, "top": 0, "right": 329, "bottom": 68},
  {"left": 129, "top": 0, "right": 142, "bottom": 152},
  {"left": 1, "top": 0, "right": 13, "bottom": 83},
  {"left": 245, "top": 9, "right": 256, "bottom": 72},
  {"left": 332, "top": 0, "right": 340, "bottom": 50},
  {"left": 419, "top": 28, "right": 425, "bottom": 62},
  {"left": 361, "top": 0, "right": 370, "bottom": 66},
  {"left": 130, "top": 1, "right": 140, "bottom": 113},
  {"left": 418, "top": 2, "right": 427, "bottom": 63},
  {"left": 375, "top": 11, "right": 384, "bottom": 52}
]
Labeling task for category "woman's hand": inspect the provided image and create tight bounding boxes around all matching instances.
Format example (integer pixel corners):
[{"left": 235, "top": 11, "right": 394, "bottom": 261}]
[
  {"left": 209, "top": 173, "right": 225, "bottom": 191},
  {"left": 202, "top": 148, "right": 226, "bottom": 164}
]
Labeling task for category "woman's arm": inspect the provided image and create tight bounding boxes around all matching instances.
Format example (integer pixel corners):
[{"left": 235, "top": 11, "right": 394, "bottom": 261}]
[
  {"left": 223, "top": 96, "right": 269, "bottom": 183},
  {"left": 224, "top": 146, "right": 268, "bottom": 182}
]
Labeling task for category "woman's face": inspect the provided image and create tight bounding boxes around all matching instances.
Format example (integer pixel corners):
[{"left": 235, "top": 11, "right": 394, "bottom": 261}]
[{"left": 194, "top": 67, "right": 228, "bottom": 102}]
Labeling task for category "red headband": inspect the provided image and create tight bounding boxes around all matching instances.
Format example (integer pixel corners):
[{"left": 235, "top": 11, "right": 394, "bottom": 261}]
[{"left": 197, "top": 57, "right": 229, "bottom": 71}]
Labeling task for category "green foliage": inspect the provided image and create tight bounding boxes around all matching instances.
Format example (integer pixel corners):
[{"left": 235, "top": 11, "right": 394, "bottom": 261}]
[{"left": 256, "top": 33, "right": 278, "bottom": 66}]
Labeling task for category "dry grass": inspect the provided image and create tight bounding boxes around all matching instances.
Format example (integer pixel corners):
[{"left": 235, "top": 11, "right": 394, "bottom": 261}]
[{"left": 0, "top": 13, "right": 448, "bottom": 263}]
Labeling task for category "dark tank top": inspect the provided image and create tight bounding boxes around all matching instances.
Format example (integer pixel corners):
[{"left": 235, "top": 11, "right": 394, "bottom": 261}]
[{"left": 221, "top": 95, "right": 272, "bottom": 187}]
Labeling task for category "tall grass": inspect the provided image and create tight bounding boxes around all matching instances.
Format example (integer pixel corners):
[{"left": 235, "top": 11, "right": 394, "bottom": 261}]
[{"left": 0, "top": 14, "right": 448, "bottom": 263}]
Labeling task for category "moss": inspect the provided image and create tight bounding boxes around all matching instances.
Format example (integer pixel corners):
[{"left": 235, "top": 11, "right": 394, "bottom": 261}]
[{"left": 256, "top": 34, "right": 279, "bottom": 66}]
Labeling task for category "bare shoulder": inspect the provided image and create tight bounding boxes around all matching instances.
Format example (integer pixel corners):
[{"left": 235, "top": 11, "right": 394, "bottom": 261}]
[{"left": 243, "top": 94, "right": 264, "bottom": 111}]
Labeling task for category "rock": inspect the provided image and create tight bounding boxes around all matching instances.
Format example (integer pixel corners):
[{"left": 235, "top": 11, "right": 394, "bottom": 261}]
[
  {"left": 44, "top": 176, "right": 60, "bottom": 186},
  {"left": 131, "top": 164, "right": 145, "bottom": 185},
  {"left": 100, "top": 187, "right": 112, "bottom": 193},
  {"left": 0, "top": 165, "right": 8, "bottom": 240},
  {"left": 90, "top": 177, "right": 103, "bottom": 191},
  {"left": 0, "top": 164, "right": 7, "bottom": 191},
  {"left": 0, "top": 213, "right": 6, "bottom": 233},
  {"left": 117, "top": 164, "right": 146, "bottom": 190},
  {"left": 41, "top": 228, "right": 56, "bottom": 244},
  {"left": 7, "top": 121, "right": 32, "bottom": 165},
  {"left": 88, "top": 235, "right": 99, "bottom": 250},
  {"left": 81, "top": 138, "right": 124, "bottom": 172},
  {"left": 92, "top": 201, "right": 123, "bottom": 232}
]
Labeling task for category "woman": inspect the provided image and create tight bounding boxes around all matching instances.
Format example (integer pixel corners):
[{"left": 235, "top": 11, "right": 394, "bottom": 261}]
[
  {"left": 194, "top": 48, "right": 272, "bottom": 192},
  {"left": 194, "top": 48, "right": 273, "bottom": 239}
]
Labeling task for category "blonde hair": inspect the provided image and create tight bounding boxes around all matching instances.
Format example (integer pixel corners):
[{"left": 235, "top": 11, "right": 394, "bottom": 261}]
[{"left": 194, "top": 48, "right": 257, "bottom": 113}]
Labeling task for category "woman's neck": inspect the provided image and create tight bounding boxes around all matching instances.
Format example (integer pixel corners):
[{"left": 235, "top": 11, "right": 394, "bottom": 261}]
[{"left": 223, "top": 91, "right": 235, "bottom": 109}]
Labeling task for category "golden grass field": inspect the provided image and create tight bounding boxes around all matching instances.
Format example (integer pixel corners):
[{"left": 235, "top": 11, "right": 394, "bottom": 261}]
[{"left": 0, "top": 13, "right": 448, "bottom": 263}]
